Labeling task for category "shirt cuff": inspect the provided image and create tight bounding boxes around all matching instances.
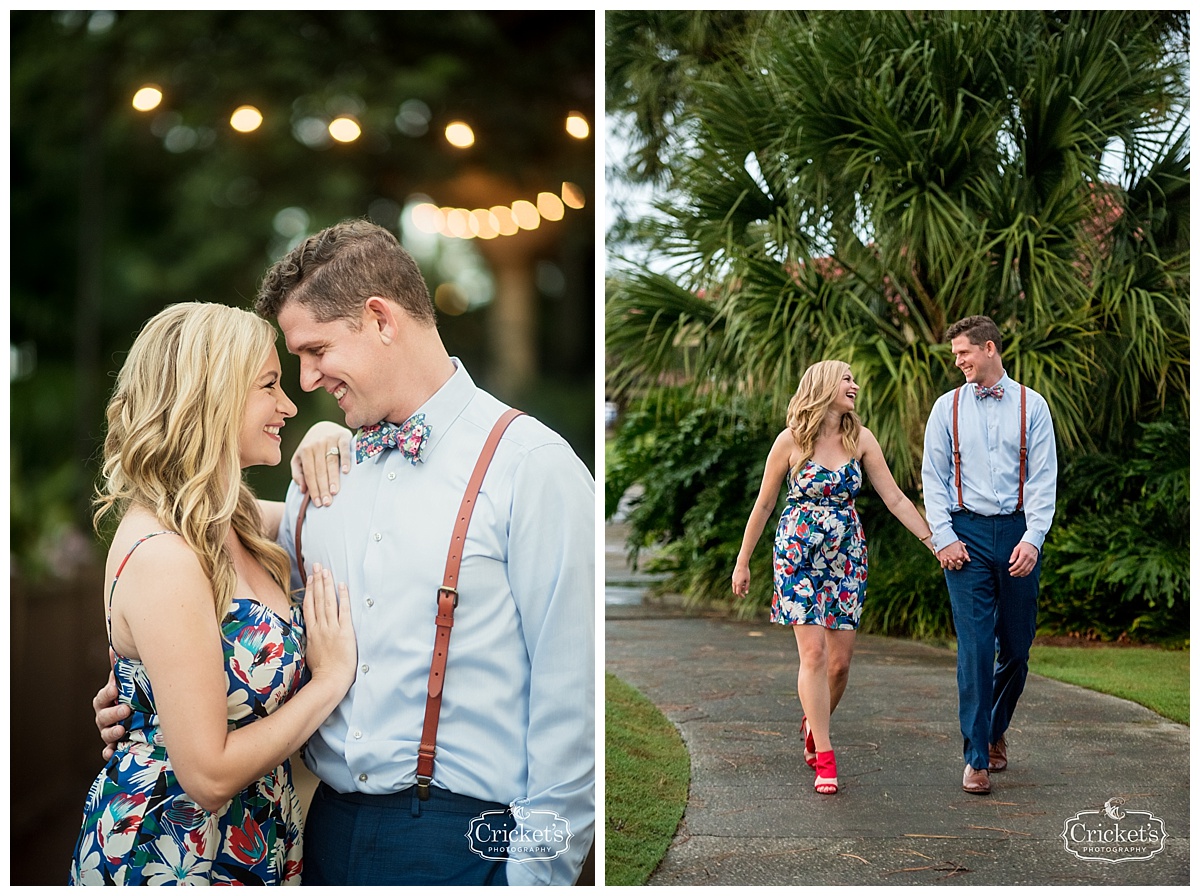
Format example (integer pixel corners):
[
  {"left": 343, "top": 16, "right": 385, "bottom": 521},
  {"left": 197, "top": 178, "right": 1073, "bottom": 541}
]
[{"left": 931, "top": 524, "right": 958, "bottom": 553}]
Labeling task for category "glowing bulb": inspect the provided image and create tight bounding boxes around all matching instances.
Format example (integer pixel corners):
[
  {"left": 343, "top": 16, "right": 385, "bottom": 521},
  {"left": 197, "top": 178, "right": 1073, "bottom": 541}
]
[
  {"left": 565, "top": 112, "right": 590, "bottom": 139},
  {"left": 561, "top": 182, "right": 586, "bottom": 209},
  {"left": 491, "top": 205, "right": 519, "bottom": 236},
  {"left": 132, "top": 85, "right": 163, "bottom": 112},
  {"left": 470, "top": 209, "right": 500, "bottom": 240},
  {"left": 536, "top": 192, "right": 565, "bottom": 222},
  {"left": 329, "top": 117, "right": 361, "bottom": 143},
  {"left": 410, "top": 203, "right": 445, "bottom": 234},
  {"left": 444, "top": 208, "right": 470, "bottom": 239},
  {"left": 230, "top": 105, "right": 263, "bottom": 133},
  {"left": 511, "top": 200, "right": 540, "bottom": 231},
  {"left": 444, "top": 121, "right": 475, "bottom": 148}
]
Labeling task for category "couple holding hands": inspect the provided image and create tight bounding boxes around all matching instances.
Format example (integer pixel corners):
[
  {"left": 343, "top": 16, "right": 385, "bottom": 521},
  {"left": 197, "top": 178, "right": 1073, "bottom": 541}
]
[{"left": 733, "top": 315, "right": 1057, "bottom": 797}]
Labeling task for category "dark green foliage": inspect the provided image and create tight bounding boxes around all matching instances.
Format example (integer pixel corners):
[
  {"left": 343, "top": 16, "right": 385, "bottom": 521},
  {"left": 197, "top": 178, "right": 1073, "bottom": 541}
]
[
  {"left": 1039, "top": 418, "right": 1190, "bottom": 642},
  {"left": 606, "top": 388, "right": 777, "bottom": 614},
  {"left": 856, "top": 503, "right": 956, "bottom": 642}
]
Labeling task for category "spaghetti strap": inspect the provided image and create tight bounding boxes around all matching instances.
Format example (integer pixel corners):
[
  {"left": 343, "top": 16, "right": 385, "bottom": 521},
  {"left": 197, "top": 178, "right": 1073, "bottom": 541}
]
[{"left": 105, "top": 531, "right": 178, "bottom": 652}]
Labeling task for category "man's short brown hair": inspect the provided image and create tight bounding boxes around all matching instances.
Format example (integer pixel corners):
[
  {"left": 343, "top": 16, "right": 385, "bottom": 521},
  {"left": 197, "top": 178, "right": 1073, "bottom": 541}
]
[
  {"left": 946, "top": 315, "right": 1003, "bottom": 355},
  {"left": 255, "top": 219, "right": 436, "bottom": 326}
]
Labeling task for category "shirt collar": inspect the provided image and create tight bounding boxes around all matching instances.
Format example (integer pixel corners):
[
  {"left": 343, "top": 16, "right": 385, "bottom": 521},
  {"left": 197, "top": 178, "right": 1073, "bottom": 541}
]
[
  {"left": 353, "top": 359, "right": 476, "bottom": 464},
  {"left": 400, "top": 358, "right": 475, "bottom": 459}
]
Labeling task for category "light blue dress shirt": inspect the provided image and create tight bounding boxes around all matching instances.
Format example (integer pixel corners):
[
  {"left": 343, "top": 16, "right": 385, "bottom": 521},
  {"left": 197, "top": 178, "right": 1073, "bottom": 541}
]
[
  {"left": 921, "top": 372, "right": 1058, "bottom": 553},
  {"left": 278, "top": 360, "right": 595, "bottom": 886}
]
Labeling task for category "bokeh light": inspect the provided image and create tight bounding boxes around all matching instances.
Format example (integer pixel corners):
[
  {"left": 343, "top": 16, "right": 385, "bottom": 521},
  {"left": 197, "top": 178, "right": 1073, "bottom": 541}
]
[
  {"left": 562, "top": 182, "right": 586, "bottom": 209},
  {"left": 536, "top": 191, "right": 565, "bottom": 222},
  {"left": 230, "top": 105, "right": 263, "bottom": 133},
  {"left": 444, "top": 208, "right": 470, "bottom": 239},
  {"left": 444, "top": 121, "right": 475, "bottom": 148},
  {"left": 132, "top": 85, "right": 163, "bottom": 112},
  {"left": 434, "top": 282, "right": 470, "bottom": 315},
  {"left": 565, "top": 111, "right": 590, "bottom": 139},
  {"left": 396, "top": 99, "right": 432, "bottom": 137},
  {"left": 491, "top": 205, "right": 519, "bottom": 237},
  {"left": 328, "top": 116, "right": 361, "bottom": 143},
  {"left": 469, "top": 209, "right": 500, "bottom": 240},
  {"left": 409, "top": 190, "right": 582, "bottom": 241}
]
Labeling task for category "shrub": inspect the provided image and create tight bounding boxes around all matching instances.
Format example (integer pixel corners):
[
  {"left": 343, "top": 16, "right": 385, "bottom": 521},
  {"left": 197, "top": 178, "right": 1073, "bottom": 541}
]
[
  {"left": 606, "top": 388, "right": 777, "bottom": 614},
  {"left": 1038, "top": 418, "right": 1189, "bottom": 643}
]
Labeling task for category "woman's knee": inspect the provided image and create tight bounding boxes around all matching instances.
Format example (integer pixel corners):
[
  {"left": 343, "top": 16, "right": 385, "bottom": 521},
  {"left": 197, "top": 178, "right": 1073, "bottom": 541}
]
[{"left": 827, "top": 656, "right": 852, "bottom": 686}]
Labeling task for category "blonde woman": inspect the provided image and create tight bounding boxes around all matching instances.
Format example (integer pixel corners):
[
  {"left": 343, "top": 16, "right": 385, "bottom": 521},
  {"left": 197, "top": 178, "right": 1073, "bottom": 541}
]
[
  {"left": 70, "top": 303, "right": 357, "bottom": 885},
  {"left": 732, "top": 361, "right": 936, "bottom": 794}
]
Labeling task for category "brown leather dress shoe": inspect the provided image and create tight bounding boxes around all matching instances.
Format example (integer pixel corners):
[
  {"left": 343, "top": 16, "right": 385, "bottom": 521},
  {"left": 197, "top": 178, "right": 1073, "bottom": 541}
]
[
  {"left": 988, "top": 736, "right": 1007, "bottom": 772},
  {"left": 963, "top": 764, "right": 991, "bottom": 794}
]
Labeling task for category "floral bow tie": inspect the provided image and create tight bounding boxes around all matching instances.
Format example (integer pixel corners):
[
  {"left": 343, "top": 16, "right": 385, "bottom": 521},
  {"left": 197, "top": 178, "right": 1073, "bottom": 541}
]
[
  {"left": 975, "top": 384, "right": 1005, "bottom": 401},
  {"left": 355, "top": 413, "right": 432, "bottom": 465}
]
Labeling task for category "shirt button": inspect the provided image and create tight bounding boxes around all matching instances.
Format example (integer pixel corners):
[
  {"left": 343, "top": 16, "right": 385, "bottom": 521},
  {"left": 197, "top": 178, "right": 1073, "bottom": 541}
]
[
  {"left": 358, "top": 773, "right": 368, "bottom": 782},
  {"left": 354, "top": 730, "right": 362, "bottom": 740},
  {"left": 366, "top": 598, "right": 374, "bottom": 608},
  {"left": 361, "top": 664, "right": 369, "bottom": 674},
  {"left": 373, "top": 532, "right": 382, "bottom": 542},
  {"left": 388, "top": 472, "right": 396, "bottom": 480}
]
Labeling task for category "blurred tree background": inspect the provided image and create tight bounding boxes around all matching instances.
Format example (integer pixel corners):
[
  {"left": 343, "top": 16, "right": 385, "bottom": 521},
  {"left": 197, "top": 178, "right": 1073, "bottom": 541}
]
[
  {"left": 10, "top": 11, "right": 595, "bottom": 883},
  {"left": 605, "top": 11, "right": 1188, "bottom": 644}
]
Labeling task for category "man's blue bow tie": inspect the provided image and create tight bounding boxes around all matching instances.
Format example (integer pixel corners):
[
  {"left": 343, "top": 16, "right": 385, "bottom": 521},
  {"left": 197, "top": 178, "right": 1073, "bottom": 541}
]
[
  {"left": 355, "top": 413, "right": 432, "bottom": 464},
  {"left": 975, "top": 384, "right": 1005, "bottom": 401}
]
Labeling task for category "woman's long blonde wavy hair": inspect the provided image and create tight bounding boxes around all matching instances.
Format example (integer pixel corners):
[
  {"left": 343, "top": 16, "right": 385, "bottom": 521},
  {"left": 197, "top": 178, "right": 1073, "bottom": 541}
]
[
  {"left": 94, "top": 302, "right": 292, "bottom": 621},
  {"left": 785, "top": 360, "right": 862, "bottom": 473}
]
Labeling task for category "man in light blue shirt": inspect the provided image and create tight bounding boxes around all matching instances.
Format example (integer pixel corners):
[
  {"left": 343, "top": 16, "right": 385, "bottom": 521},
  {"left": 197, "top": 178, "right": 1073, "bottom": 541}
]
[
  {"left": 258, "top": 220, "right": 594, "bottom": 885},
  {"left": 922, "top": 315, "right": 1057, "bottom": 796}
]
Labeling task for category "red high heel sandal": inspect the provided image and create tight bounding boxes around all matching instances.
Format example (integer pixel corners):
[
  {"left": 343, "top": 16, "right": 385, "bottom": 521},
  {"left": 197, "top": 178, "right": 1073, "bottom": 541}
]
[
  {"left": 801, "top": 716, "right": 818, "bottom": 769},
  {"left": 814, "top": 750, "right": 839, "bottom": 794}
]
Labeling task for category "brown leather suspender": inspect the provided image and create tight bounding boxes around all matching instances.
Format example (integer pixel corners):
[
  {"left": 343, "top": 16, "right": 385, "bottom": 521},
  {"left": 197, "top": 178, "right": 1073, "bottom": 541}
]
[
  {"left": 951, "top": 384, "right": 1027, "bottom": 511},
  {"left": 1017, "top": 385, "right": 1027, "bottom": 510},
  {"left": 293, "top": 408, "right": 525, "bottom": 800},
  {"left": 415, "top": 407, "right": 523, "bottom": 799}
]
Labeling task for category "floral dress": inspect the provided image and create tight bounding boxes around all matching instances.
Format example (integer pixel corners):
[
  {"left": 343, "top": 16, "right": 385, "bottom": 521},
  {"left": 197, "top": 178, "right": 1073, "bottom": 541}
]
[
  {"left": 771, "top": 459, "right": 869, "bottom": 630},
  {"left": 70, "top": 532, "right": 307, "bottom": 885}
]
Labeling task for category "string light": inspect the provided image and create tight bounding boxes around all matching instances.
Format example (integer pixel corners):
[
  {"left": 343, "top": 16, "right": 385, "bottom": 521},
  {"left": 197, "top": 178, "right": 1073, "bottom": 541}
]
[
  {"left": 132, "top": 85, "right": 163, "bottom": 112},
  {"left": 511, "top": 200, "right": 540, "bottom": 231},
  {"left": 128, "top": 86, "right": 587, "bottom": 242},
  {"left": 444, "top": 121, "right": 475, "bottom": 148},
  {"left": 329, "top": 116, "right": 362, "bottom": 143},
  {"left": 230, "top": 105, "right": 263, "bottom": 133},
  {"left": 565, "top": 111, "right": 590, "bottom": 139},
  {"left": 562, "top": 182, "right": 586, "bottom": 209},
  {"left": 409, "top": 180, "right": 588, "bottom": 242}
]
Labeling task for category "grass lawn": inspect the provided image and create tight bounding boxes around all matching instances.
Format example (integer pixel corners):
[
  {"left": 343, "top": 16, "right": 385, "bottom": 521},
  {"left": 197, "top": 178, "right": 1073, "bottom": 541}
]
[
  {"left": 1028, "top": 643, "right": 1189, "bottom": 725},
  {"left": 604, "top": 673, "right": 689, "bottom": 886}
]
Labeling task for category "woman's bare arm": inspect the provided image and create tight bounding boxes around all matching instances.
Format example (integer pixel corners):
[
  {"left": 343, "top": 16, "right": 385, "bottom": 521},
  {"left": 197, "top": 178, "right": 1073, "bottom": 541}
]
[{"left": 112, "top": 537, "right": 357, "bottom": 813}]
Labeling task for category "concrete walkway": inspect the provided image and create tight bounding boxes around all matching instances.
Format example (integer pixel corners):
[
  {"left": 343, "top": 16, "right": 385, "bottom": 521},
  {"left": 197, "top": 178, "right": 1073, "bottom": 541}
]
[{"left": 605, "top": 522, "right": 1189, "bottom": 886}]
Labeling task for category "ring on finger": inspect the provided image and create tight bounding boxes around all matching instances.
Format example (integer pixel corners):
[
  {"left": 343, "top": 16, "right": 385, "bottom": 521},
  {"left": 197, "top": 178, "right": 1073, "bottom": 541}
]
[{"left": 326, "top": 447, "right": 340, "bottom": 457}]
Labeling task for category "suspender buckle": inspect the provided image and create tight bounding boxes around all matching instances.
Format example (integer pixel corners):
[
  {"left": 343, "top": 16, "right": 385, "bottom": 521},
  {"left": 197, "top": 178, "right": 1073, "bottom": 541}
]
[
  {"left": 416, "top": 776, "right": 432, "bottom": 801},
  {"left": 437, "top": 586, "right": 459, "bottom": 608}
]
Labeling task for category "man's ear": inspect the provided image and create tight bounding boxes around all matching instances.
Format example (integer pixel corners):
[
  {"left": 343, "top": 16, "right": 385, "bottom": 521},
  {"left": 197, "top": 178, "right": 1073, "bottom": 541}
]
[{"left": 364, "top": 296, "right": 398, "bottom": 345}]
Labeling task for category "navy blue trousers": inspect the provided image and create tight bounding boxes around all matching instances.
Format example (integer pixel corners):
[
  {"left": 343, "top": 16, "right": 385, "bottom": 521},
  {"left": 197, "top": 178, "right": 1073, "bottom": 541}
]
[
  {"left": 302, "top": 783, "right": 512, "bottom": 885},
  {"left": 944, "top": 511, "right": 1041, "bottom": 771}
]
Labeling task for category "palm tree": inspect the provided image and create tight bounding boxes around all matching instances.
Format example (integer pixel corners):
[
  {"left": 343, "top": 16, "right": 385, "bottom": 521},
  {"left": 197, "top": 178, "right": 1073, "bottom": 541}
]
[{"left": 606, "top": 10, "right": 1189, "bottom": 489}]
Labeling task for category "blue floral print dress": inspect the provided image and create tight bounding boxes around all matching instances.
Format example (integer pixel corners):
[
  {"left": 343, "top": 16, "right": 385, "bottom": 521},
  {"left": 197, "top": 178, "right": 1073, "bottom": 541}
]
[
  {"left": 772, "top": 459, "right": 869, "bottom": 630},
  {"left": 70, "top": 532, "right": 307, "bottom": 885}
]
